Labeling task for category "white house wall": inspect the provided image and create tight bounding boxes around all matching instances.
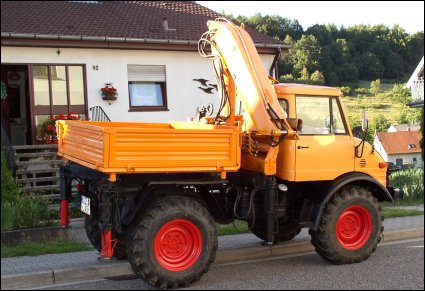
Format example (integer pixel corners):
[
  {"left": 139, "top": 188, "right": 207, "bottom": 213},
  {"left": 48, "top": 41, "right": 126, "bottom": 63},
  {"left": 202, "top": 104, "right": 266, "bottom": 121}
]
[
  {"left": 1, "top": 46, "right": 275, "bottom": 123},
  {"left": 387, "top": 153, "right": 422, "bottom": 166},
  {"left": 373, "top": 139, "right": 389, "bottom": 161},
  {"left": 373, "top": 138, "right": 422, "bottom": 166}
]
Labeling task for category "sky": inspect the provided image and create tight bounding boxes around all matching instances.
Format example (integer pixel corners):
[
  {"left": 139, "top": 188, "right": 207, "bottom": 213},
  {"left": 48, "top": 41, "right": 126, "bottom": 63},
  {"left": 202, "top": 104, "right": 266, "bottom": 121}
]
[{"left": 197, "top": 1, "right": 424, "bottom": 34}]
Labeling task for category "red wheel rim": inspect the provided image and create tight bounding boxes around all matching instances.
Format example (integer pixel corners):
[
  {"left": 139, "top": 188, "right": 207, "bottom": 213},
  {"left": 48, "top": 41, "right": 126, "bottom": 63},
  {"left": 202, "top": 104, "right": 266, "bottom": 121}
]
[
  {"left": 154, "top": 219, "right": 203, "bottom": 272},
  {"left": 336, "top": 205, "right": 373, "bottom": 250}
]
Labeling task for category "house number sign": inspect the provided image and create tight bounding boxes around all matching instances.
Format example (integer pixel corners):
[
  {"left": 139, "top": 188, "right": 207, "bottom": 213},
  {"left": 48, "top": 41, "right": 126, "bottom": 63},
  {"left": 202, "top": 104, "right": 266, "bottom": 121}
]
[{"left": 92, "top": 65, "right": 99, "bottom": 71}]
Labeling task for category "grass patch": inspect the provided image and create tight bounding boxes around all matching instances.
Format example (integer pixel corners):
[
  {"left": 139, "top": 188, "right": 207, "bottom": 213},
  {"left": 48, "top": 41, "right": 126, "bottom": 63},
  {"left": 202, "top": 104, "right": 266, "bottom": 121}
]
[
  {"left": 381, "top": 198, "right": 424, "bottom": 207},
  {"left": 217, "top": 220, "right": 250, "bottom": 236},
  {"left": 382, "top": 208, "right": 424, "bottom": 219},
  {"left": 1, "top": 239, "right": 94, "bottom": 258}
]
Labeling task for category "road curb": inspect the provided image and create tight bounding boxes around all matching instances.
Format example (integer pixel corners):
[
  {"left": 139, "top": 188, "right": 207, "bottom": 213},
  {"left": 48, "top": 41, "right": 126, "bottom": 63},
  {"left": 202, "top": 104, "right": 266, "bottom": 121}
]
[{"left": 1, "top": 228, "right": 423, "bottom": 290}]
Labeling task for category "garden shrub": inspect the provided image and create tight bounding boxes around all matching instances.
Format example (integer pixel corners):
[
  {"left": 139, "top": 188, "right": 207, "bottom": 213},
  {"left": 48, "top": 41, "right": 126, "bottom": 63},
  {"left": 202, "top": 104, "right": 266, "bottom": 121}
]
[
  {"left": 13, "top": 196, "right": 52, "bottom": 228},
  {"left": 390, "top": 168, "right": 424, "bottom": 201},
  {"left": 1, "top": 152, "right": 20, "bottom": 204},
  {"left": 336, "top": 86, "right": 353, "bottom": 96},
  {"left": 1, "top": 152, "right": 53, "bottom": 230},
  {"left": 1, "top": 202, "right": 15, "bottom": 231}
]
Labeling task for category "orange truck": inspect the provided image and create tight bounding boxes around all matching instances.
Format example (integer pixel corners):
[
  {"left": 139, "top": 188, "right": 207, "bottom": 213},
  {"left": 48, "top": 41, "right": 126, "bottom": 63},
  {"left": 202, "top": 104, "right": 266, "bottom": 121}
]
[{"left": 58, "top": 19, "right": 395, "bottom": 289}]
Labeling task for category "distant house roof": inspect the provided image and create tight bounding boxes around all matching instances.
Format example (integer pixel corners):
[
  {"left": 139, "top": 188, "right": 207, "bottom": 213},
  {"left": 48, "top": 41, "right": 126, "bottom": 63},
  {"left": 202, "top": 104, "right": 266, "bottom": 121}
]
[
  {"left": 375, "top": 131, "right": 422, "bottom": 155},
  {"left": 388, "top": 123, "right": 420, "bottom": 132},
  {"left": 1, "top": 1, "right": 290, "bottom": 50}
]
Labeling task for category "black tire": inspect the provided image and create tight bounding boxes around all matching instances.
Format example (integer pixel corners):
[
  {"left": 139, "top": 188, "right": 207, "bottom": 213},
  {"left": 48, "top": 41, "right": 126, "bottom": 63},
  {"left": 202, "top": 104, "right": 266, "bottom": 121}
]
[
  {"left": 251, "top": 220, "right": 301, "bottom": 244},
  {"left": 126, "top": 196, "right": 218, "bottom": 289},
  {"left": 310, "top": 186, "right": 383, "bottom": 264},
  {"left": 84, "top": 198, "right": 127, "bottom": 259}
]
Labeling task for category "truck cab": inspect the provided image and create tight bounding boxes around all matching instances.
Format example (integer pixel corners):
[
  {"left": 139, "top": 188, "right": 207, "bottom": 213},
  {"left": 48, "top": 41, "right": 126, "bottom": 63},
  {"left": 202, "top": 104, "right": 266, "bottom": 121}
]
[{"left": 274, "top": 83, "right": 387, "bottom": 187}]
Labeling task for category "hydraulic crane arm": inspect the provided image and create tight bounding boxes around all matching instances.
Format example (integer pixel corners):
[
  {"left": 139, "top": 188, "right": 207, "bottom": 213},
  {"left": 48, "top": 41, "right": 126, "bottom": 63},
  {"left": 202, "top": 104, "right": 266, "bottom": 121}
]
[{"left": 200, "top": 19, "right": 294, "bottom": 140}]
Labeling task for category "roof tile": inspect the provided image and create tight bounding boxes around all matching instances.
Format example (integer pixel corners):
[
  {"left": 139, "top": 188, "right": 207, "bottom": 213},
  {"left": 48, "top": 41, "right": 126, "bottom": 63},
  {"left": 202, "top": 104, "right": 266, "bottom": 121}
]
[
  {"left": 376, "top": 131, "right": 422, "bottom": 155},
  {"left": 1, "top": 1, "right": 283, "bottom": 45}
]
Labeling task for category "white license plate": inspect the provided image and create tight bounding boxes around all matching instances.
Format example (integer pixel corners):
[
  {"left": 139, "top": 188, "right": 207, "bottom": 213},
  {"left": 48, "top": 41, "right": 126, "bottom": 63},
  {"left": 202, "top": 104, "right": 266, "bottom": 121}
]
[{"left": 81, "top": 195, "right": 91, "bottom": 215}]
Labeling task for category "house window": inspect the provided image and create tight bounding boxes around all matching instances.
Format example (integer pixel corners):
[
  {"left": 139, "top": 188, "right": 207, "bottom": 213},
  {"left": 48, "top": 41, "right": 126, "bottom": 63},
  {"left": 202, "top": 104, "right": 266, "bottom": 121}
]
[
  {"left": 31, "top": 64, "right": 87, "bottom": 142},
  {"left": 413, "top": 157, "right": 417, "bottom": 164},
  {"left": 395, "top": 158, "right": 403, "bottom": 166},
  {"left": 128, "top": 65, "right": 168, "bottom": 111}
]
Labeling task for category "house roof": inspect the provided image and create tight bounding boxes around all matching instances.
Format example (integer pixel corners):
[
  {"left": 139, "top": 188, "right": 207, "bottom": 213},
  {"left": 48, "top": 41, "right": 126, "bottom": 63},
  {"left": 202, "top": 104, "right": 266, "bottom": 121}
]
[
  {"left": 375, "top": 131, "right": 422, "bottom": 155},
  {"left": 389, "top": 123, "right": 420, "bottom": 132},
  {"left": 1, "top": 1, "right": 289, "bottom": 49}
]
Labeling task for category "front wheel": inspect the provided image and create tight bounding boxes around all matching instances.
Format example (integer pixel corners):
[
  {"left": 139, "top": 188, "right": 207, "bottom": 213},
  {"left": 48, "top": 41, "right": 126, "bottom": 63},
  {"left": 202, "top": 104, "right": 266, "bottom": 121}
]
[
  {"left": 126, "top": 196, "right": 217, "bottom": 289},
  {"left": 310, "top": 186, "right": 383, "bottom": 264}
]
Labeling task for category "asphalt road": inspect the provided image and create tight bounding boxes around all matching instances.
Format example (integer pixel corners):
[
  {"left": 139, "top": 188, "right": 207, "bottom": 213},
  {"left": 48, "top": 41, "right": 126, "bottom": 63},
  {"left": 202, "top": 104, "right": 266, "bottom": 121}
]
[{"left": 39, "top": 239, "right": 424, "bottom": 290}]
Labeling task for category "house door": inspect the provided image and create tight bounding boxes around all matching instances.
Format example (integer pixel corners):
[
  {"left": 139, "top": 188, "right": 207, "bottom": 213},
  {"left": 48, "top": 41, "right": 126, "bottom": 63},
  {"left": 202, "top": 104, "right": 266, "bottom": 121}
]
[
  {"left": 30, "top": 64, "right": 88, "bottom": 143},
  {"left": 1, "top": 65, "right": 31, "bottom": 145}
]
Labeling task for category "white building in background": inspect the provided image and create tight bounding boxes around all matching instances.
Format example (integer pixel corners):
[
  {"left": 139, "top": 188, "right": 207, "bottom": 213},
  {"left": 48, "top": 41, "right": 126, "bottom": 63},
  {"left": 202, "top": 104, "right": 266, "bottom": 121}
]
[
  {"left": 373, "top": 131, "right": 422, "bottom": 167},
  {"left": 406, "top": 56, "right": 424, "bottom": 108},
  {"left": 388, "top": 123, "right": 420, "bottom": 133},
  {"left": 1, "top": 1, "right": 289, "bottom": 145}
]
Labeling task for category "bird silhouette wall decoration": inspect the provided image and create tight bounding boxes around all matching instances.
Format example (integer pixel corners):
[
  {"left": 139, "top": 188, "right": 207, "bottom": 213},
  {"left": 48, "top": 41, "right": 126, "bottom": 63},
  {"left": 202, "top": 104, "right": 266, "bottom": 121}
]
[{"left": 193, "top": 78, "right": 217, "bottom": 94}]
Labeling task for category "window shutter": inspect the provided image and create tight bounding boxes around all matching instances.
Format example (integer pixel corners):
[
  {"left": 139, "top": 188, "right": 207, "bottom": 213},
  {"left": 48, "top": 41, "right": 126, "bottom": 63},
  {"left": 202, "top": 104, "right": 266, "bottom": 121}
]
[{"left": 128, "top": 65, "right": 166, "bottom": 82}]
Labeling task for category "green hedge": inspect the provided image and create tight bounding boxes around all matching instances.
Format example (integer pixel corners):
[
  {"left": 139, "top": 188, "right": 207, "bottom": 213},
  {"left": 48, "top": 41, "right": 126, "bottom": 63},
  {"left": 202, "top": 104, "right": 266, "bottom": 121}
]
[
  {"left": 1, "top": 152, "right": 53, "bottom": 230},
  {"left": 390, "top": 168, "right": 424, "bottom": 201}
]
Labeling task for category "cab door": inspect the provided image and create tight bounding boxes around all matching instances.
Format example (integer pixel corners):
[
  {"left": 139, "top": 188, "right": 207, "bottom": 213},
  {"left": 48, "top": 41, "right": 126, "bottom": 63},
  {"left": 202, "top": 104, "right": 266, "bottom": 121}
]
[{"left": 294, "top": 96, "right": 354, "bottom": 181}]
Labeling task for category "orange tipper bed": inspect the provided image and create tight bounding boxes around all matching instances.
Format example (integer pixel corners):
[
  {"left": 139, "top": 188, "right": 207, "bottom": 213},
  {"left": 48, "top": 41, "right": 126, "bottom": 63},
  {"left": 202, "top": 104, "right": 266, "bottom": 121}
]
[{"left": 57, "top": 120, "right": 241, "bottom": 180}]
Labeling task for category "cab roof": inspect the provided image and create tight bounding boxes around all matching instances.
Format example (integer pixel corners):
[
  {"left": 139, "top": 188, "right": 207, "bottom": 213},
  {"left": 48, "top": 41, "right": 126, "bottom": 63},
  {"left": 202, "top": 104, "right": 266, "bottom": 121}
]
[{"left": 274, "top": 83, "right": 342, "bottom": 97}]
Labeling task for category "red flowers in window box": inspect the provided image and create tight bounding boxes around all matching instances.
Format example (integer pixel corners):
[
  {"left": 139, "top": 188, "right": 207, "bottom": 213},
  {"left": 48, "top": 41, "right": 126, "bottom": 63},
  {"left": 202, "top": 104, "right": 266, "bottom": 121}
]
[
  {"left": 101, "top": 82, "right": 118, "bottom": 100},
  {"left": 37, "top": 113, "right": 82, "bottom": 144}
]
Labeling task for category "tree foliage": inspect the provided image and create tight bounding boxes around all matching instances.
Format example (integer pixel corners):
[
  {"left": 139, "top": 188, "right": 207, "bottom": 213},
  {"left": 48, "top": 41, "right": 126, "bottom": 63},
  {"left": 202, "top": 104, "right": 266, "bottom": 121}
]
[
  {"left": 373, "top": 114, "right": 391, "bottom": 132},
  {"left": 226, "top": 14, "right": 424, "bottom": 85},
  {"left": 421, "top": 108, "right": 424, "bottom": 162}
]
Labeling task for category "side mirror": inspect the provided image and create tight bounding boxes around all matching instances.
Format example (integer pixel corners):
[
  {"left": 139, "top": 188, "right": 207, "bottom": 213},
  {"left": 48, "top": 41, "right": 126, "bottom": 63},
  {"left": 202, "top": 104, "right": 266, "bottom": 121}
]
[{"left": 361, "top": 110, "right": 368, "bottom": 132}]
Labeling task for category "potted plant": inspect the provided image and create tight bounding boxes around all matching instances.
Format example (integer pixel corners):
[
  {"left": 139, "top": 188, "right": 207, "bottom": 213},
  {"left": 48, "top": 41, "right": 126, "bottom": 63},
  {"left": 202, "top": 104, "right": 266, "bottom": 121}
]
[
  {"left": 37, "top": 113, "right": 82, "bottom": 144},
  {"left": 101, "top": 82, "right": 118, "bottom": 104}
]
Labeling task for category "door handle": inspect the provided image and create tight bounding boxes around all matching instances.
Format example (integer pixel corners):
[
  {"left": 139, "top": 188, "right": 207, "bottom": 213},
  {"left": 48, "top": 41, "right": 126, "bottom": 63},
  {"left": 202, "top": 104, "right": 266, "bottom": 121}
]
[{"left": 297, "top": 146, "right": 310, "bottom": 149}]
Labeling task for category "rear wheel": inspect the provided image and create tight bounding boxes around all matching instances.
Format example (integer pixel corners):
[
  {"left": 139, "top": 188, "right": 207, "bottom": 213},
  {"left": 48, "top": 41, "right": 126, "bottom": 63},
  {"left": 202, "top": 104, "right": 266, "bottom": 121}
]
[
  {"left": 126, "top": 196, "right": 217, "bottom": 289},
  {"left": 310, "top": 186, "right": 383, "bottom": 264}
]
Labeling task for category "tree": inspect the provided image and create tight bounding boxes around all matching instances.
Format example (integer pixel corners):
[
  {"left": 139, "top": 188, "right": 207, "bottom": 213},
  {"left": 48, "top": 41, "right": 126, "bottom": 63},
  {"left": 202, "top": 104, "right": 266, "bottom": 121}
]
[
  {"left": 227, "top": 12, "right": 423, "bottom": 86},
  {"left": 327, "top": 71, "right": 340, "bottom": 86},
  {"left": 420, "top": 108, "right": 424, "bottom": 162},
  {"left": 370, "top": 79, "right": 381, "bottom": 95},
  {"left": 291, "top": 35, "right": 322, "bottom": 77},
  {"left": 340, "top": 63, "right": 359, "bottom": 82},
  {"left": 311, "top": 70, "right": 325, "bottom": 84},
  {"left": 300, "top": 67, "right": 310, "bottom": 81},
  {"left": 356, "top": 52, "right": 384, "bottom": 80},
  {"left": 389, "top": 84, "right": 412, "bottom": 104},
  {"left": 373, "top": 114, "right": 390, "bottom": 133},
  {"left": 230, "top": 13, "right": 304, "bottom": 41}
]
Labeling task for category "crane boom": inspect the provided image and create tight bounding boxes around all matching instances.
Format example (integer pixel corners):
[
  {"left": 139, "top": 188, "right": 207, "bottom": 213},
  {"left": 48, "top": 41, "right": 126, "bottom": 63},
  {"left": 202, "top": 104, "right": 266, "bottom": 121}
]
[{"left": 201, "top": 19, "right": 294, "bottom": 139}]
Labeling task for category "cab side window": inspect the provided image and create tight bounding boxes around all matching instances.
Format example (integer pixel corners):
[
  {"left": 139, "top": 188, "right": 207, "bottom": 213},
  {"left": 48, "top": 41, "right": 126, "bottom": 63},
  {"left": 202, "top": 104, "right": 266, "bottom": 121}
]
[
  {"left": 296, "top": 96, "right": 331, "bottom": 135},
  {"left": 296, "top": 96, "right": 347, "bottom": 135}
]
